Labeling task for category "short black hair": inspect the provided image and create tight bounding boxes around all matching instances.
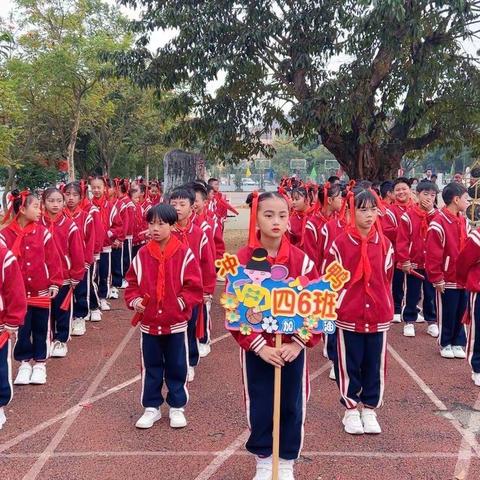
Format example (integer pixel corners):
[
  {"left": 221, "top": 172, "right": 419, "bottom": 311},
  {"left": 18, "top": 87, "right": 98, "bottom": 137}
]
[
  {"left": 169, "top": 187, "right": 195, "bottom": 205},
  {"left": 191, "top": 182, "right": 208, "bottom": 200},
  {"left": 327, "top": 175, "right": 340, "bottom": 184},
  {"left": 393, "top": 177, "right": 410, "bottom": 188},
  {"left": 206, "top": 185, "right": 214, "bottom": 193},
  {"left": 380, "top": 180, "right": 394, "bottom": 199},
  {"left": 442, "top": 182, "right": 468, "bottom": 205},
  {"left": 208, "top": 178, "right": 219, "bottom": 185},
  {"left": 146, "top": 204, "right": 178, "bottom": 225},
  {"left": 416, "top": 180, "right": 439, "bottom": 194}
]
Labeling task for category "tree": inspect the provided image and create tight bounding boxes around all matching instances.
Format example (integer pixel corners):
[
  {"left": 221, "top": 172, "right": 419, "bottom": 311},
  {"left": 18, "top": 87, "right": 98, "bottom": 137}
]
[{"left": 117, "top": 0, "right": 480, "bottom": 179}]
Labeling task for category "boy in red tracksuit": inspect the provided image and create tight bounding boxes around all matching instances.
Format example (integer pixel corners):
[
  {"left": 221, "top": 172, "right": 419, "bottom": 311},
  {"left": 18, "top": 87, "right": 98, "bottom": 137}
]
[
  {"left": 125, "top": 204, "right": 203, "bottom": 430},
  {"left": 208, "top": 177, "right": 239, "bottom": 228},
  {"left": 327, "top": 187, "right": 394, "bottom": 436},
  {"left": 457, "top": 228, "right": 480, "bottom": 386},
  {"left": 0, "top": 191, "right": 63, "bottom": 386},
  {"left": 426, "top": 182, "right": 470, "bottom": 359},
  {"left": 170, "top": 188, "right": 216, "bottom": 381},
  {"left": 41, "top": 188, "right": 85, "bottom": 357},
  {"left": 396, "top": 180, "right": 438, "bottom": 338},
  {"left": 0, "top": 247, "right": 27, "bottom": 430}
]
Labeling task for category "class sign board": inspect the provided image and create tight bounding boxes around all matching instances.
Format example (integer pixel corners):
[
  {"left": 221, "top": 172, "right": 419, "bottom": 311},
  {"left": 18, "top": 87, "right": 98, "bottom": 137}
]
[{"left": 216, "top": 250, "right": 350, "bottom": 340}]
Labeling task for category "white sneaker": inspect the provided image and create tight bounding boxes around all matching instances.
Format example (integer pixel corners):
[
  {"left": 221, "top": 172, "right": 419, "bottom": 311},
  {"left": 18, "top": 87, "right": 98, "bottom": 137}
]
[
  {"left": 30, "top": 363, "right": 47, "bottom": 384},
  {"left": 50, "top": 341, "right": 68, "bottom": 358},
  {"left": 416, "top": 313, "right": 425, "bottom": 323},
  {"left": 342, "top": 408, "right": 364, "bottom": 435},
  {"left": 329, "top": 365, "right": 336, "bottom": 381},
  {"left": 71, "top": 318, "right": 86, "bottom": 336},
  {"left": 472, "top": 372, "right": 480, "bottom": 387},
  {"left": 198, "top": 343, "right": 211, "bottom": 358},
  {"left": 279, "top": 458, "right": 295, "bottom": 480},
  {"left": 440, "top": 345, "right": 455, "bottom": 359},
  {"left": 427, "top": 324, "right": 439, "bottom": 338},
  {"left": 169, "top": 408, "right": 187, "bottom": 428},
  {"left": 99, "top": 299, "right": 111, "bottom": 311},
  {"left": 0, "top": 407, "right": 6, "bottom": 430},
  {"left": 121, "top": 280, "right": 129, "bottom": 289},
  {"left": 108, "top": 287, "right": 119, "bottom": 299},
  {"left": 392, "top": 314, "right": 402, "bottom": 323},
  {"left": 187, "top": 366, "right": 195, "bottom": 382},
  {"left": 253, "top": 456, "right": 272, "bottom": 480},
  {"left": 403, "top": 323, "right": 415, "bottom": 337},
  {"left": 14, "top": 362, "right": 32, "bottom": 385},
  {"left": 135, "top": 407, "right": 162, "bottom": 429},
  {"left": 452, "top": 346, "right": 466, "bottom": 359},
  {"left": 361, "top": 408, "right": 381, "bottom": 434},
  {"left": 89, "top": 309, "right": 102, "bottom": 322}
]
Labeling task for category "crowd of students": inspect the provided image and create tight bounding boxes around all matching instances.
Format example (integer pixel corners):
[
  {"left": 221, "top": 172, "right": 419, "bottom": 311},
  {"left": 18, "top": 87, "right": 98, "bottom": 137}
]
[{"left": 0, "top": 171, "right": 478, "bottom": 480}]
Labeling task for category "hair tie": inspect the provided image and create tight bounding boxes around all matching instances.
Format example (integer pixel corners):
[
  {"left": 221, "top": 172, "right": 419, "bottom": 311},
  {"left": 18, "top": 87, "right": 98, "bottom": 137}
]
[{"left": 248, "top": 191, "right": 259, "bottom": 248}]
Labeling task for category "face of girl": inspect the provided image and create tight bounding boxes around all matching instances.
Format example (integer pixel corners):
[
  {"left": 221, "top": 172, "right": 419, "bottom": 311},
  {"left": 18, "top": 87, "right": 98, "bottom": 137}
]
[
  {"left": 328, "top": 194, "right": 343, "bottom": 212},
  {"left": 256, "top": 196, "right": 289, "bottom": 239},
  {"left": 355, "top": 201, "right": 378, "bottom": 232},
  {"left": 194, "top": 192, "right": 206, "bottom": 214},
  {"left": 21, "top": 197, "right": 41, "bottom": 222},
  {"left": 130, "top": 189, "right": 141, "bottom": 204},
  {"left": 394, "top": 182, "right": 411, "bottom": 204},
  {"left": 455, "top": 192, "right": 470, "bottom": 213},
  {"left": 148, "top": 218, "right": 172, "bottom": 243},
  {"left": 150, "top": 186, "right": 159, "bottom": 197},
  {"left": 170, "top": 198, "right": 192, "bottom": 222},
  {"left": 291, "top": 192, "right": 307, "bottom": 212},
  {"left": 64, "top": 189, "right": 81, "bottom": 209},
  {"left": 90, "top": 180, "right": 105, "bottom": 199},
  {"left": 44, "top": 191, "right": 64, "bottom": 215}
]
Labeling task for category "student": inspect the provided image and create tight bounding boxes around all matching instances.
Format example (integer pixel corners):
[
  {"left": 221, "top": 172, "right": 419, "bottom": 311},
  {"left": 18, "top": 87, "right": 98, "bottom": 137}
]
[
  {"left": 288, "top": 187, "right": 310, "bottom": 246},
  {"left": 233, "top": 191, "right": 319, "bottom": 480},
  {"left": 129, "top": 186, "right": 149, "bottom": 260},
  {"left": 0, "top": 246, "right": 27, "bottom": 429},
  {"left": 148, "top": 181, "right": 162, "bottom": 206},
  {"left": 64, "top": 182, "right": 96, "bottom": 336},
  {"left": 41, "top": 188, "right": 85, "bottom": 357},
  {"left": 426, "top": 182, "right": 470, "bottom": 359},
  {"left": 208, "top": 177, "right": 239, "bottom": 228},
  {"left": 125, "top": 204, "right": 203, "bottom": 429},
  {"left": 170, "top": 188, "right": 216, "bottom": 381},
  {"left": 0, "top": 190, "right": 63, "bottom": 385},
  {"left": 326, "top": 187, "right": 394, "bottom": 436},
  {"left": 396, "top": 181, "right": 438, "bottom": 338}
]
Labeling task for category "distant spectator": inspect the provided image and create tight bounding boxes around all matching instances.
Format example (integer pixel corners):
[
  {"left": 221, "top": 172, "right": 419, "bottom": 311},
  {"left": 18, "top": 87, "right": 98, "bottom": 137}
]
[
  {"left": 454, "top": 173, "right": 463, "bottom": 183},
  {"left": 327, "top": 175, "right": 340, "bottom": 185},
  {"left": 409, "top": 178, "right": 419, "bottom": 190},
  {"left": 423, "top": 169, "right": 433, "bottom": 181}
]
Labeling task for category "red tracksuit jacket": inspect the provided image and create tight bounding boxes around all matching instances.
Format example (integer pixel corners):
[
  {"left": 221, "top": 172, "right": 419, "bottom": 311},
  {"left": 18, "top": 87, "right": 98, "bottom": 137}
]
[
  {"left": 302, "top": 212, "right": 331, "bottom": 268},
  {"left": 318, "top": 217, "right": 347, "bottom": 274},
  {"left": 41, "top": 214, "right": 86, "bottom": 285},
  {"left": 65, "top": 207, "right": 96, "bottom": 267},
  {"left": 91, "top": 197, "right": 124, "bottom": 251},
  {"left": 125, "top": 240, "right": 203, "bottom": 335},
  {"left": 231, "top": 238, "right": 320, "bottom": 353},
  {"left": 426, "top": 208, "right": 470, "bottom": 289},
  {"left": 457, "top": 228, "right": 480, "bottom": 292},
  {"left": 327, "top": 230, "right": 394, "bottom": 333},
  {"left": 0, "top": 248, "right": 27, "bottom": 332},
  {"left": 132, "top": 203, "right": 148, "bottom": 247}
]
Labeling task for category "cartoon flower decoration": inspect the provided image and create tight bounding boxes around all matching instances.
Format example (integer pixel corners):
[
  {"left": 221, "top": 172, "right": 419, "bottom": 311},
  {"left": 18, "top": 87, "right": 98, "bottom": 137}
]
[
  {"left": 240, "top": 323, "right": 252, "bottom": 336},
  {"left": 226, "top": 310, "right": 240, "bottom": 324},
  {"left": 220, "top": 293, "right": 239, "bottom": 311},
  {"left": 304, "top": 317, "right": 319, "bottom": 329},
  {"left": 261, "top": 316, "right": 279, "bottom": 334},
  {"left": 296, "top": 326, "right": 313, "bottom": 342}
]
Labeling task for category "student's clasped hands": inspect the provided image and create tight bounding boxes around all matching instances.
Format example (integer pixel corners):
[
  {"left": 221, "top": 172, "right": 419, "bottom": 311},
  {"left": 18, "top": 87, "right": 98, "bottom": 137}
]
[{"left": 258, "top": 342, "right": 303, "bottom": 367}]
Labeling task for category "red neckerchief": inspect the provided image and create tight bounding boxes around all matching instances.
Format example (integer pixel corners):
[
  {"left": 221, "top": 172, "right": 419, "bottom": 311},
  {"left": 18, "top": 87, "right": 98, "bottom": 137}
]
[
  {"left": 8, "top": 220, "right": 36, "bottom": 257},
  {"left": 64, "top": 206, "right": 83, "bottom": 220},
  {"left": 146, "top": 236, "right": 181, "bottom": 308},
  {"left": 92, "top": 196, "right": 109, "bottom": 227},
  {"left": 412, "top": 205, "right": 429, "bottom": 240},
  {"left": 394, "top": 199, "right": 414, "bottom": 211},
  {"left": 174, "top": 219, "right": 192, "bottom": 246},
  {"left": 252, "top": 234, "right": 291, "bottom": 265},
  {"left": 442, "top": 207, "right": 467, "bottom": 250},
  {"left": 42, "top": 212, "right": 63, "bottom": 237}
]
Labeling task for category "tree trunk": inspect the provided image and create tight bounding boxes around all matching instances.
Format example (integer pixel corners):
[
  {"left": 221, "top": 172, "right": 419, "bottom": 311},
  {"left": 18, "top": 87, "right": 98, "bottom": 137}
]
[
  {"left": 163, "top": 149, "right": 205, "bottom": 193},
  {"left": 2, "top": 165, "right": 16, "bottom": 210},
  {"left": 66, "top": 96, "right": 82, "bottom": 181}
]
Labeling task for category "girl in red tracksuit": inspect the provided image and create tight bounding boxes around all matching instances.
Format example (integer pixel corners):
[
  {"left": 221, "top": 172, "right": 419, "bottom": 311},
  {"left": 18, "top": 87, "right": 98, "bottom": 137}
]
[
  {"left": 326, "top": 187, "right": 394, "bottom": 436},
  {"left": 0, "top": 246, "right": 27, "bottom": 430},
  {"left": 41, "top": 188, "right": 85, "bottom": 358},
  {"left": 125, "top": 204, "right": 203, "bottom": 430},
  {"left": 129, "top": 185, "right": 149, "bottom": 260},
  {"left": 288, "top": 187, "right": 310, "bottom": 246},
  {"left": 63, "top": 182, "right": 96, "bottom": 336},
  {"left": 232, "top": 191, "right": 319, "bottom": 480},
  {"left": 0, "top": 191, "right": 63, "bottom": 386}
]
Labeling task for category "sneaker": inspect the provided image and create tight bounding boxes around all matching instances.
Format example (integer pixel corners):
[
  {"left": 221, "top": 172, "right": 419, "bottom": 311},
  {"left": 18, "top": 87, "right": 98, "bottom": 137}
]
[
  {"left": 472, "top": 372, "right": 480, "bottom": 387},
  {"left": 329, "top": 365, "right": 336, "bottom": 381},
  {"left": 416, "top": 313, "right": 425, "bottom": 323},
  {"left": 452, "top": 346, "right": 466, "bottom": 359},
  {"left": 50, "top": 341, "right": 68, "bottom": 358},
  {"left": 279, "top": 458, "right": 295, "bottom": 480},
  {"left": 71, "top": 318, "right": 86, "bottom": 336},
  {"left": 253, "top": 456, "right": 272, "bottom": 480},
  {"left": 403, "top": 323, "right": 415, "bottom": 337},
  {"left": 99, "top": 299, "right": 111, "bottom": 311},
  {"left": 427, "top": 324, "right": 439, "bottom": 338},
  {"left": 135, "top": 407, "right": 162, "bottom": 429},
  {"left": 342, "top": 408, "right": 364, "bottom": 435},
  {"left": 169, "top": 408, "right": 187, "bottom": 428},
  {"left": 14, "top": 362, "right": 32, "bottom": 385},
  {"left": 30, "top": 363, "right": 47, "bottom": 385},
  {"left": 440, "top": 345, "right": 455, "bottom": 359},
  {"left": 108, "top": 288, "right": 119, "bottom": 300},
  {"left": 0, "top": 407, "right": 5, "bottom": 430},
  {"left": 187, "top": 366, "right": 195, "bottom": 382},
  {"left": 198, "top": 343, "right": 211, "bottom": 358},
  {"left": 361, "top": 408, "right": 382, "bottom": 434},
  {"left": 89, "top": 309, "right": 102, "bottom": 322},
  {"left": 121, "top": 279, "right": 129, "bottom": 289},
  {"left": 392, "top": 314, "right": 402, "bottom": 323}
]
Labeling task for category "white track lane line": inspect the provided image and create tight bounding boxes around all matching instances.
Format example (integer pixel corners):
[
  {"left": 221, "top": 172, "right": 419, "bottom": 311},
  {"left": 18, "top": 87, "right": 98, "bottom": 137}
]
[
  {"left": 0, "top": 332, "right": 231, "bottom": 454},
  {"left": 193, "top": 360, "right": 331, "bottom": 480},
  {"left": 388, "top": 344, "right": 480, "bottom": 458}
]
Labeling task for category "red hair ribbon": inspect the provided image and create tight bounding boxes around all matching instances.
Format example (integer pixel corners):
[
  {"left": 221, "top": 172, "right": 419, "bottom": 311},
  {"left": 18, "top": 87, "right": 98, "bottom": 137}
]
[
  {"left": 2, "top": 190, "right": 31, "bottom": 224},
  {"left": 248, "top": 191, "right": 259, "bottom": 248}
]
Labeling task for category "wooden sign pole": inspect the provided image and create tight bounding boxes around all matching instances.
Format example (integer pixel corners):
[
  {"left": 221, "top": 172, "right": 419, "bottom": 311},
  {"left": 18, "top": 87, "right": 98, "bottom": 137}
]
[{"left": 272, "top": 333, "right": 282, "bottom": 480}]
